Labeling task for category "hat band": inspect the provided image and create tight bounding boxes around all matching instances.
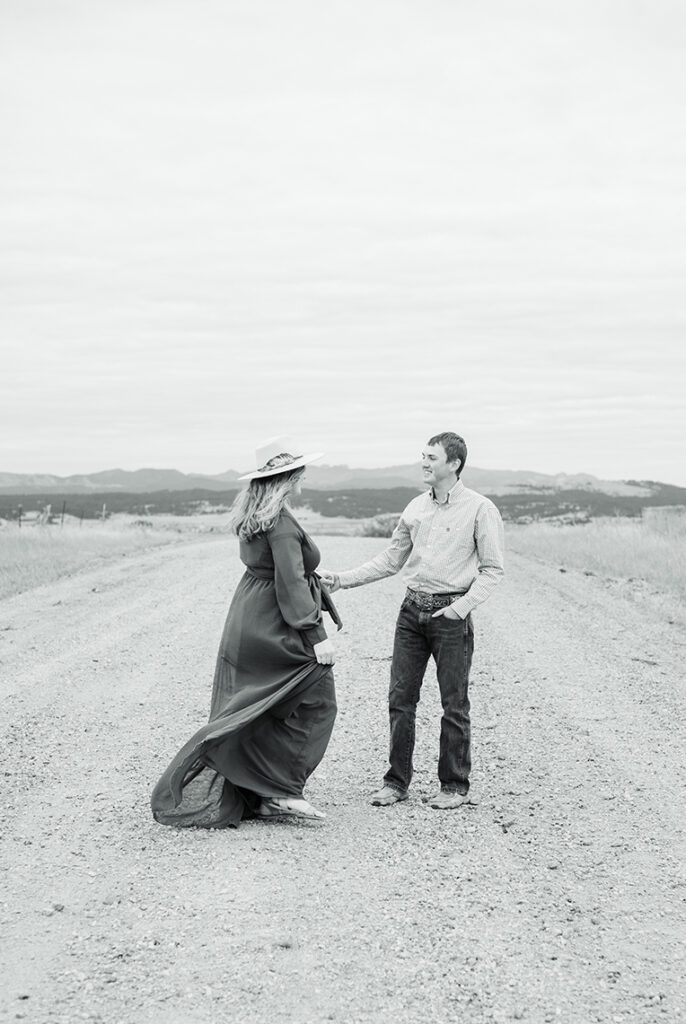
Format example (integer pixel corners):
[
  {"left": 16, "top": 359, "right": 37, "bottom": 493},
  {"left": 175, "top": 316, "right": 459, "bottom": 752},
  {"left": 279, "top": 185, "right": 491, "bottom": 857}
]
[{"left": 258, "top": 452, "right": 302, "bottom": 472}]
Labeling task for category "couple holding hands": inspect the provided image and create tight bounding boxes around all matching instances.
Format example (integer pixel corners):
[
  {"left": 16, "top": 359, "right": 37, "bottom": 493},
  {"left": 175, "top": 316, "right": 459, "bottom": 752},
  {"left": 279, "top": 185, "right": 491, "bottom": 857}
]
[{"left": 151, "top": 431, "right": 504, "bottom": 828}]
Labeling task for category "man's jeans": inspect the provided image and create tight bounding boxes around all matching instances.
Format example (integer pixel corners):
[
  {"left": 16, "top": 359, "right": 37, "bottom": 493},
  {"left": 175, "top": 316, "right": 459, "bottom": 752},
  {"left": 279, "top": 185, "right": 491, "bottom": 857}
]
[{"left": 384, "top": 597, "right": 474, "bottom": 794}]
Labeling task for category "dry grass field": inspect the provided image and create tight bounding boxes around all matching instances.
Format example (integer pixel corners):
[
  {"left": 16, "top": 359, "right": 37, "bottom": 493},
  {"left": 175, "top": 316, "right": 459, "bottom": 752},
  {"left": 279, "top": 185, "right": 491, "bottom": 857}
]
[
  {"left": 0, "top": 509, "right": 361, "bottom": 602},
  {"left": 3, "top": 509, "right": 684, "bottom": 626},
  {"left": 507, "top": 512, "right": 686, "bottom": 625},
  {"left": 0, "top": 517, "right": 184, "bottom": 602}
]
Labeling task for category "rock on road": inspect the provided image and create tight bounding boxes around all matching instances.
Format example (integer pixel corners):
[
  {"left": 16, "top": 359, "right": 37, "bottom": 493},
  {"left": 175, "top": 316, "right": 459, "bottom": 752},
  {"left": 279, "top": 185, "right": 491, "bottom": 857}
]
[{"left": 0, "top": 534, "right": 684, "bottom": 1024}]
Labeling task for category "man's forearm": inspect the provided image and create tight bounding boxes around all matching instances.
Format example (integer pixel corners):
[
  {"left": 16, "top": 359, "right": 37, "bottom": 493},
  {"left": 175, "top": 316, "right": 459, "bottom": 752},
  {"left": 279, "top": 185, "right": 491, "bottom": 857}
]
[
  {"left": 338, "top": 548, "right": 407, "bottom": 588},
  {"left": 337, "top": 520, "right": 412, "bottom": 588}
]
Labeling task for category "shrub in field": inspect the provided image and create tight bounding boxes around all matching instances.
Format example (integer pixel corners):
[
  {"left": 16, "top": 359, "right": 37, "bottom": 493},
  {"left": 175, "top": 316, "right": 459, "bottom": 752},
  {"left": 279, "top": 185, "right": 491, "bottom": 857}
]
[{"left": 357, "top": 513, "right": 401, "bottom": 538}]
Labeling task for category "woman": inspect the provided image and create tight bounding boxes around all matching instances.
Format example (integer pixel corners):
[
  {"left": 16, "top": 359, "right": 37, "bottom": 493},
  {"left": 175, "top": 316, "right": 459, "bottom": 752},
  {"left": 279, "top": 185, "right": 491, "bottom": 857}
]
[{"left": 151, "top": 436, "right": 340, "bottom": 828}]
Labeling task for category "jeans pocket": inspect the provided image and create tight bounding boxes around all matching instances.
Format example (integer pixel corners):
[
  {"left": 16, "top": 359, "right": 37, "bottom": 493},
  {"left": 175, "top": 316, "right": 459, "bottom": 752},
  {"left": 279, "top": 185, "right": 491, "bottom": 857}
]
[{"left": 443, "top": 613, "right": 469, "bottom": 637}]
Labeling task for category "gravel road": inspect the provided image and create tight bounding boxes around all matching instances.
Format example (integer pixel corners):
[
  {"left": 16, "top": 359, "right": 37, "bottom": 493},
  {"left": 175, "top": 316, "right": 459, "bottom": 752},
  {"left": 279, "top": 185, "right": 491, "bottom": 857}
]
[{"left": 1, "top": 535, "right": 684, "bottom": 1024}]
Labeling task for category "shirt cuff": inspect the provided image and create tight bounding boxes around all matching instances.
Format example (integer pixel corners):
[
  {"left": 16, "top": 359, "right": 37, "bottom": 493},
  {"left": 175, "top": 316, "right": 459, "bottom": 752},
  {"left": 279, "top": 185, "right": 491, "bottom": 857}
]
[
  {"left": 302, "top": 623, "right": 328, "bottom": 645},
  {"left": 450, "top": 597, "right": 472, "bottom": 619}
]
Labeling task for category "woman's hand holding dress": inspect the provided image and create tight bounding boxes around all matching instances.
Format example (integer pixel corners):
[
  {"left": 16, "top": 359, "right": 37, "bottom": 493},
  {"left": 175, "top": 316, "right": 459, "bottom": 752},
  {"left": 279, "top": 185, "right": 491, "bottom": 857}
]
[{"left": 313, "top": 637, "right": 336, "bottom": 665}]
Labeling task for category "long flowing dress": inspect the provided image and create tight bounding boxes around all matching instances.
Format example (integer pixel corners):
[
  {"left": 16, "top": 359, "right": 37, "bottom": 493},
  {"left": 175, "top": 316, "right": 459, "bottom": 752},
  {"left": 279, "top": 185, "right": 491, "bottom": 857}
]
[{"left": 150, "top": 509, "right": 341, "bottom": 828}]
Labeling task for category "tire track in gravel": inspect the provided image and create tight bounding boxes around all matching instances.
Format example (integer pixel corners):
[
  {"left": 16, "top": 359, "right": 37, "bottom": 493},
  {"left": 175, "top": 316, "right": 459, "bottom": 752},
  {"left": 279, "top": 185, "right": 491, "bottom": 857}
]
[{"left": 1, "top": 537, "right": 684, "bottom": 1024}]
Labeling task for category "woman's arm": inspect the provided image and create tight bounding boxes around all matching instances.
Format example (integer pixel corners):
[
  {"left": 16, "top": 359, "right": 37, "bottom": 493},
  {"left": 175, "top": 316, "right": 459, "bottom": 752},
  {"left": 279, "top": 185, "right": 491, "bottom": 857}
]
[{"left": 268, "top": 519, "right": 328, "bottom": 645}]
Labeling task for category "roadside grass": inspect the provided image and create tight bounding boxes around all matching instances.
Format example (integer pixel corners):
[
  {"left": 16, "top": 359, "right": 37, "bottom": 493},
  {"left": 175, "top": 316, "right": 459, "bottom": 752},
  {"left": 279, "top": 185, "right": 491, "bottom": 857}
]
[
  {"left": 5, "top": 508, "right": 685, "bottom": 625},
  {"left": 0, "top": 507, "right": 365, "bottom": 603},
  {"left": 0, "top": 518, "right": 188, "bottom": 601},
  {"left": 507, "top": 514, "right": 686, "bottom": 622}
]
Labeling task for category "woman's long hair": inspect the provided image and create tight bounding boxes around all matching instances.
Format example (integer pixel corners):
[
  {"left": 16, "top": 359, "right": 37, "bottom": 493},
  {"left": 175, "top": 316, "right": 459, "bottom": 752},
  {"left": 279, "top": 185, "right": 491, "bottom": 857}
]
[{"left": 230, "top": 460, "right": 305, "bottom": 541}]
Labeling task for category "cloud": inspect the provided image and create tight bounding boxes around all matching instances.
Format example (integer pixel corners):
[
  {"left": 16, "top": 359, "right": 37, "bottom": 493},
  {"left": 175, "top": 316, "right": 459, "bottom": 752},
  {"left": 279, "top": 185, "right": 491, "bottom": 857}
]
[{"left": 1, "top": 1, "right": 685, "bottom": 480}]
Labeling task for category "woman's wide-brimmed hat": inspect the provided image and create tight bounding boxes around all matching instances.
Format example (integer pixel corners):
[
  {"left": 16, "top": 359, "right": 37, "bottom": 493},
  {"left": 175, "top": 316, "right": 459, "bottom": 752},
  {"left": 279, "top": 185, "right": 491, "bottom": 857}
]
[{"left": 238, "top": 435, "right": 324, "bottom": 481}]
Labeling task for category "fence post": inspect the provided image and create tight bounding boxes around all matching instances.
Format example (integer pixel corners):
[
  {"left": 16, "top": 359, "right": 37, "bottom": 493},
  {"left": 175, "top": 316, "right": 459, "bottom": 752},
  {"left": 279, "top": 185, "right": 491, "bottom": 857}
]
[{"left": 61, "top": 500, "right": 66, "bottom": 526}]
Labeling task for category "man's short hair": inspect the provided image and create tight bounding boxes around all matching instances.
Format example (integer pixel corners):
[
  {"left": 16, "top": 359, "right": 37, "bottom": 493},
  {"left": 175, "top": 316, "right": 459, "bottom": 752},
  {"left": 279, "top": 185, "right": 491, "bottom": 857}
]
[{"left": 427, "top": 431, "right": 467, "bottom": 477}]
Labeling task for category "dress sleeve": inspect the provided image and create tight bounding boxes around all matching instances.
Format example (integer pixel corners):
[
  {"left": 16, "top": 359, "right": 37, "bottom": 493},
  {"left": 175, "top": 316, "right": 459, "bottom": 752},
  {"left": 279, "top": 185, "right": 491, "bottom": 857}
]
[{"left": 268, "top": 518, "right": 327, "bottom": 645}]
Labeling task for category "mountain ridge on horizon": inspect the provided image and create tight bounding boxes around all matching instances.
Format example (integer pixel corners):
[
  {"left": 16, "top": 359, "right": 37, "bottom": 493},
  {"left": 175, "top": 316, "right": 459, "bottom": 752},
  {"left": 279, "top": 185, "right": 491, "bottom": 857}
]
[{"left": 0, "top": 464, "right": 670, "bottom": 497}]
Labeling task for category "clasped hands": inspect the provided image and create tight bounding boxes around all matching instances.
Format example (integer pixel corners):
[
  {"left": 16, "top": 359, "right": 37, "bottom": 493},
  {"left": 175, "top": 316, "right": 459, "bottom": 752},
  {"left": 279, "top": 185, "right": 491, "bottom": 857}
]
[{"left": 318, "top": 569, "right": 340, "bottom": 592}]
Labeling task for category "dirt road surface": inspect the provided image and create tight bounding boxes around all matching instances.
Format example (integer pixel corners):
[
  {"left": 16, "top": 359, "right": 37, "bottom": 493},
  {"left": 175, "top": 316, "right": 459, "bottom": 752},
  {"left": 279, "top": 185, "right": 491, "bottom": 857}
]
[{"left": 1, "top": 535, "right": 684, "bottom": 1024}]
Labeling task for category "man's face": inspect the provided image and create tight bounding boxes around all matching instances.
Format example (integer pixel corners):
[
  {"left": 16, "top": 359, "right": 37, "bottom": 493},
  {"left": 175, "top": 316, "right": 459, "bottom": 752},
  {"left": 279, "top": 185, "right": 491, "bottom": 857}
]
[{"left": 421, "top": 443, "right": 460, "bottom": 488}]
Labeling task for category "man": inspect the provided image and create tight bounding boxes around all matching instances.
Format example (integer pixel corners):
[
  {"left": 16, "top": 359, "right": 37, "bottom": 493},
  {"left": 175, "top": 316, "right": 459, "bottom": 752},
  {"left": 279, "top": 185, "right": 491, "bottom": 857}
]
[{"left": 321, "top": 432, "right": 504, "bottom": 809}]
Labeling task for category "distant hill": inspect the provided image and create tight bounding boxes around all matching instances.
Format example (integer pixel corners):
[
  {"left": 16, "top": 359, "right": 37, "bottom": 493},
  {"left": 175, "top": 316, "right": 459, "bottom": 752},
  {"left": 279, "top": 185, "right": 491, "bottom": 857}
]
[
  {"left": 3, "top": 462, "right": 686, "bottom": 525},
  {"left": 0, "top": 464, "right": 664, "bottom": 496},
  {"left": 0, "top": 468, "right": 242, "bottom": 494},
  {"left": 2, "top": 477, "right": 686, "bottom": 524}
]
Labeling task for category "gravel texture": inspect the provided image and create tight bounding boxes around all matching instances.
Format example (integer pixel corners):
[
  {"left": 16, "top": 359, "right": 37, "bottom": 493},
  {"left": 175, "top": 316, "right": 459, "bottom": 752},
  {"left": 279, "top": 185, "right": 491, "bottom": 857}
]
[{"left": 0, "top": 535, "right": 684, "bottom": 1024}]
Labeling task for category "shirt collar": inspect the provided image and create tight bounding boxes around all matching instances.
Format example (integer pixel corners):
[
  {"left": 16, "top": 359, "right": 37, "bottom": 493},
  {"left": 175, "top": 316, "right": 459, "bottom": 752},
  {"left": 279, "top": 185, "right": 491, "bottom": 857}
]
[{"left": 430, "top": 479, "right": 464, "bottom": 505}]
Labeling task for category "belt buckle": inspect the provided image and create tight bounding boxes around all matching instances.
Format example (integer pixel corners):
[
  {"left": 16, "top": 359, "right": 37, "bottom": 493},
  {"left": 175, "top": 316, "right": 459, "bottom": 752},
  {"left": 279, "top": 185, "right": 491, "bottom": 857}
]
[{"left": 408, "top": 589, "right": 457, "bottom": 611}]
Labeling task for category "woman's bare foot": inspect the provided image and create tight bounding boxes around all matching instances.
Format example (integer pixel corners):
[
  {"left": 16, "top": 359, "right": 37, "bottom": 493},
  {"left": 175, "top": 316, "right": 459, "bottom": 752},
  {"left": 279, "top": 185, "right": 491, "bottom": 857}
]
[{"left": 256, "top": 797, "right": 326, "bottom": 820}]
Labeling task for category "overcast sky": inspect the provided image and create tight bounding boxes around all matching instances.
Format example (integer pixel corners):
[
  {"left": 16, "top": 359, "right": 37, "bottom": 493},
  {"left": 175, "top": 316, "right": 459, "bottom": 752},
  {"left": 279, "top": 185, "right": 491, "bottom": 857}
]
[{"left": 2, "top": 0, "right": 685, "bottom": 484}]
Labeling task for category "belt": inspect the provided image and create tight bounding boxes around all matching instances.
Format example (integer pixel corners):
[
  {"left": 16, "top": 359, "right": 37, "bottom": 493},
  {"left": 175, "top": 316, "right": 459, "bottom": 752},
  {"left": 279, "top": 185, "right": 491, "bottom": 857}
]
[
  {"left": 245, "top": 566, "right": 342, "bottom": 630},
  {"left": 405, "top": 588, "right": 465, "bottom": 611}
]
